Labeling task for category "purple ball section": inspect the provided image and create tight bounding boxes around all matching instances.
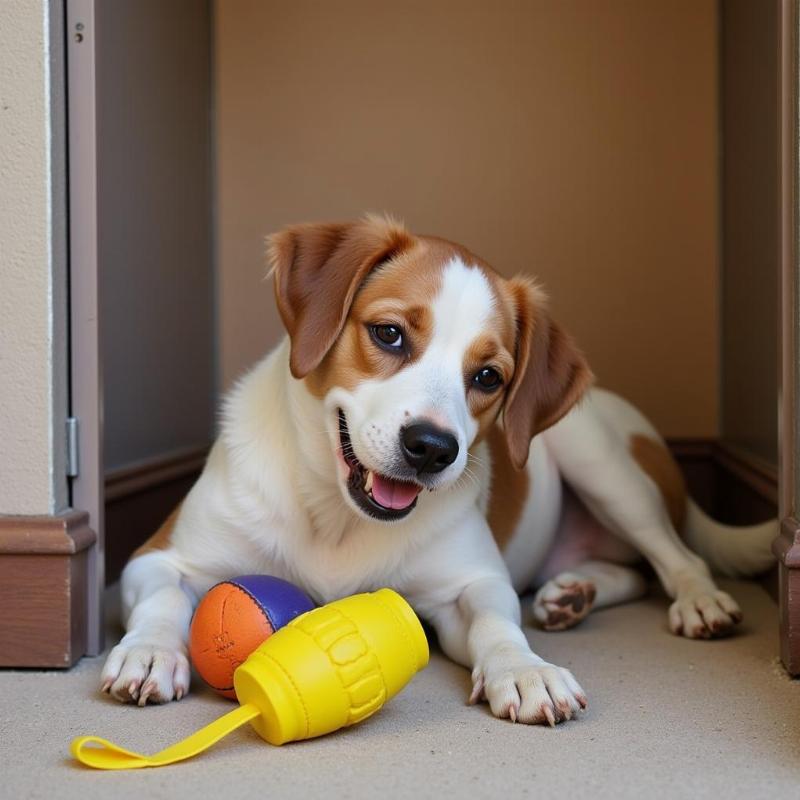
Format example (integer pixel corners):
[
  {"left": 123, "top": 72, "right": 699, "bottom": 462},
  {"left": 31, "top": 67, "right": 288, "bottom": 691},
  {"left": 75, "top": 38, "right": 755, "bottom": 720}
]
[{"left": 224, "top": 574, "right": 315, "bottom": 631}]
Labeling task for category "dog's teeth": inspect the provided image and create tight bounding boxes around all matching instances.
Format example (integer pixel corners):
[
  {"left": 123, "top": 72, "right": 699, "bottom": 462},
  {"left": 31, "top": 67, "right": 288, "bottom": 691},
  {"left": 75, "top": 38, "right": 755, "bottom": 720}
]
[{"left": 364, "top": 471, "right": 374, "bottom": 492}]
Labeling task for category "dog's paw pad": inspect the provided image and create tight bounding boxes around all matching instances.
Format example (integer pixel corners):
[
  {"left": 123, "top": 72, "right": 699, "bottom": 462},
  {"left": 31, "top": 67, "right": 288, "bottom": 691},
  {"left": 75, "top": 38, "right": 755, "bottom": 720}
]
[{"left": 532, "top": 574, "right": 596, "bottom": 631}]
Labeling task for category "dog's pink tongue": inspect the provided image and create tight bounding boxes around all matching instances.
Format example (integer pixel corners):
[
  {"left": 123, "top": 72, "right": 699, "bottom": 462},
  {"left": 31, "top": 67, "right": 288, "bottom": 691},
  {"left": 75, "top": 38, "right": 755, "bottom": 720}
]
[{"left": 370, "top": 473, "right": 421, "bottom": 510}]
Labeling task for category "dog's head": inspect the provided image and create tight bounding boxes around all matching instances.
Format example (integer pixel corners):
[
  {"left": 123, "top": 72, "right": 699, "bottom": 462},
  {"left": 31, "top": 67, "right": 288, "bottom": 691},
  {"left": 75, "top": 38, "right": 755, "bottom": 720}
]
[{"left": 269, "top": 215, "right": 592, "bottom": 523}]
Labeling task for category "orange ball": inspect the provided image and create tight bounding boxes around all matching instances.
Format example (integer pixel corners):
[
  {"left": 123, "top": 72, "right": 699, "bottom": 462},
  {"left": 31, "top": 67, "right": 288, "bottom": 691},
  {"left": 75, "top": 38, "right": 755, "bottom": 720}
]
[{"left": 189, "top": 575, "right": 315, "bottom": 699}]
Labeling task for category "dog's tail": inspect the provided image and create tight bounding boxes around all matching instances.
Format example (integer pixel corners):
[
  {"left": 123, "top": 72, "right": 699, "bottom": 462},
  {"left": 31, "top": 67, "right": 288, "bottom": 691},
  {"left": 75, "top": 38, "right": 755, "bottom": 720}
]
[{"left": 683, "top": 498, "right": 777, "bottom": 578}]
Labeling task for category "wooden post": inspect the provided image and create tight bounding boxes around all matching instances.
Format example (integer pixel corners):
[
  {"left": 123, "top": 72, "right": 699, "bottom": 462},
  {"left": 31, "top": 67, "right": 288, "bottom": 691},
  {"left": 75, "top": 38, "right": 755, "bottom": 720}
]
[
  {"left": 0, "top": 513, "right": 95, "bottom": 667},
  {"left": 776, "top": 0, "right": 800, "bottom": 675}
]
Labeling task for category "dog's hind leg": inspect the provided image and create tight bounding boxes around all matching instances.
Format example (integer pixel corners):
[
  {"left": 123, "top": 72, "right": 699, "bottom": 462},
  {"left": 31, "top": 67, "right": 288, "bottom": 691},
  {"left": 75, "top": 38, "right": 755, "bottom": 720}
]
[
  {"left": 531, "top": 560, "right": 647, "bottom": 631},
  {"left": 543, "top": 391, "right": 743, "bottom": 639}
]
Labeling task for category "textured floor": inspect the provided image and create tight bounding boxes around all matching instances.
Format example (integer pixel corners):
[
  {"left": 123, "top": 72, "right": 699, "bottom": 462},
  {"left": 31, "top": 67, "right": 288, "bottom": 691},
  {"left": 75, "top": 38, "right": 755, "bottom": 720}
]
[{"left": 2, "top": 580, "right": 799, "bottom": 800}]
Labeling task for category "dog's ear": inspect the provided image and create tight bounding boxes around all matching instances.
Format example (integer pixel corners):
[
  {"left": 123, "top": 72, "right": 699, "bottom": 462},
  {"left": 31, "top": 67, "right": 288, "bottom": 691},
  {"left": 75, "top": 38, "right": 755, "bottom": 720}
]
[
  {"left": 503, "top": 277, "right": 594, "bottom": 469},
  {"left": 268, "top": 215, "right": 413, "bottom": 378}
]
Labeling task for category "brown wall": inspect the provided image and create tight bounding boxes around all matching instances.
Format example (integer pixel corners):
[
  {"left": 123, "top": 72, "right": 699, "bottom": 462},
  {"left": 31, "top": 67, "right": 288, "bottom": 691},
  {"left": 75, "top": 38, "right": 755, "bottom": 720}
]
[
  {"left": 215, "top": 0, "right": 720, "bottom": 437},
  {"left": 720, "top": 0, "right": 779, "bottom": 466}
]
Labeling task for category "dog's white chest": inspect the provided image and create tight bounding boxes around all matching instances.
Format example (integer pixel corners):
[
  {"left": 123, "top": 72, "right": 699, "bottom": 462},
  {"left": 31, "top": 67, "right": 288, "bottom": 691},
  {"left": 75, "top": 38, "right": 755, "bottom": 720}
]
[{"left": 279, "top": 530, "right": 406, "bottom": 603}]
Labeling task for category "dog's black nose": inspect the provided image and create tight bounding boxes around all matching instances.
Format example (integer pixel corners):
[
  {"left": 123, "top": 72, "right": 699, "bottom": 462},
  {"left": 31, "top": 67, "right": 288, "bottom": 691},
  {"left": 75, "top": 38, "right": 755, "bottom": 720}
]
[{"left": 401, "top": 423, "right": 459, "bottom": 475}]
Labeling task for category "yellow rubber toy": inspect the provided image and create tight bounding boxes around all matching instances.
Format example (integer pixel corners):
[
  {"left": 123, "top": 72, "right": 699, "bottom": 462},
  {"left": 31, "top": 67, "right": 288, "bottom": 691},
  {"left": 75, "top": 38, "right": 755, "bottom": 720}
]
[{"left": 71, "top": 588, "right": 429, "bottom": 770}]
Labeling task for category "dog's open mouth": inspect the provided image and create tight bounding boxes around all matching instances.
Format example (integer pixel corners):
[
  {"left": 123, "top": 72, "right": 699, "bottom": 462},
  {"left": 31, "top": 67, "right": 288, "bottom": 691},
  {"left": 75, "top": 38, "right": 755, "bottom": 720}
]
[{"left": 338, "top": 410, "right": 421, "bottom": 521}]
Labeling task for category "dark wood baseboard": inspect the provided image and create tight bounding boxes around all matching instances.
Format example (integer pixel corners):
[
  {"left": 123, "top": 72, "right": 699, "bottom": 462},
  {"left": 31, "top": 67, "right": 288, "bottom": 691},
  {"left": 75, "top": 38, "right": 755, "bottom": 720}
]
[
  {"left": 668, "top": 437, "right": 777, "bottom": 523},
  {"left": 0, "top": 511, "right": 95, "bottom": 668},
  {"left": 104, "top": 446, "right": 208, "bottom": 583},
  {"left": 105, "top": 446, "right": 208, "bottom": 502}
]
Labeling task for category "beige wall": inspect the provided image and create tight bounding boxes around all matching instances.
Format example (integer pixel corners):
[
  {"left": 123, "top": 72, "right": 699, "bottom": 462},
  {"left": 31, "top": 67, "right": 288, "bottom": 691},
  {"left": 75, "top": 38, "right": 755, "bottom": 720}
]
[
  {"left": 0, "top": 0, "right": 68, "bottom": 515},
  {"left": 215, "top": 0, "right": 719, "bottom": 437}
]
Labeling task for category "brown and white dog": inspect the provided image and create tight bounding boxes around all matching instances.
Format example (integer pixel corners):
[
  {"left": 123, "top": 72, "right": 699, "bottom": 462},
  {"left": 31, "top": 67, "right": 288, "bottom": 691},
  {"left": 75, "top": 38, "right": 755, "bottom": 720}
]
[{"left": 102, "top": 216, "right": 775, "bottom": 725}]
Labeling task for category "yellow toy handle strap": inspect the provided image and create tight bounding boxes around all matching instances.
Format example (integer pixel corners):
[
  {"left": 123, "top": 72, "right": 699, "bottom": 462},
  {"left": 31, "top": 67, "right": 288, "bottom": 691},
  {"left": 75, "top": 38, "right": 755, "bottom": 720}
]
[{"left": 71, "top": 703, "right": 261, "bottom": 770}]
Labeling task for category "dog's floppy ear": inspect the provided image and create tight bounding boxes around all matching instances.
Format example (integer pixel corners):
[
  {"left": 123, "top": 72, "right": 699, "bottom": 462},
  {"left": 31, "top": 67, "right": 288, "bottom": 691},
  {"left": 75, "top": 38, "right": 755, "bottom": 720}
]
[
  {"left": 503, "top": 277, "right": 594, "bottom": 469},
  {"left": 268, "top": 215, "right": 413, "bottom": 378}
]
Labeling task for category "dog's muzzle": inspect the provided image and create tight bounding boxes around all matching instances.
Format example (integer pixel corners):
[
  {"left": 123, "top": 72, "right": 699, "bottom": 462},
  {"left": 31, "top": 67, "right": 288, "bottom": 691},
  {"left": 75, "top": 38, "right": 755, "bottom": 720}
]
[{"left": 338, "top": 410, "right": 423, "bottom": 521}]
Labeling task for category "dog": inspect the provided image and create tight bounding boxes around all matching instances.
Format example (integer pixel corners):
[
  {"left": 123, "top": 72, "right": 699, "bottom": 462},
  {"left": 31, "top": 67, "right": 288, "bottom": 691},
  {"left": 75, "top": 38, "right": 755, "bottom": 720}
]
[{"left": 101, "top": 215, "right": 775, "bottom": 725}]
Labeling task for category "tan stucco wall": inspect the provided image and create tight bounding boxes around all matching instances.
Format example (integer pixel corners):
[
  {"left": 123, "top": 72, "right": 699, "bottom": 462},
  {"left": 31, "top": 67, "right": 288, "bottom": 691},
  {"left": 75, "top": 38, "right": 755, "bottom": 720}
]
[
  {"left": 215, "top": 0, "right": 720, "bottom": 437},
  {"left": 0, "top": 0, "right": 68, "bottom": 514}
]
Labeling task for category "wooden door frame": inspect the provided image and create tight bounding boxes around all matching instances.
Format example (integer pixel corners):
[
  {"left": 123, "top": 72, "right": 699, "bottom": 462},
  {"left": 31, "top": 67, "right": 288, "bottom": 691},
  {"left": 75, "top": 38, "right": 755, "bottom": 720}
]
[
  {"left": 55, "top": 0, "right": 799, "bottom": 668},
  {"left": 775, "top": 0, "right": 800, "bottom": 675}
]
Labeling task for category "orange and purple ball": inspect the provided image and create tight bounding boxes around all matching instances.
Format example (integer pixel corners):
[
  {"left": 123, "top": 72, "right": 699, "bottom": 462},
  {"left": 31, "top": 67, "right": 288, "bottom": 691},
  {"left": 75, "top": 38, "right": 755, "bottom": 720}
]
[{"left": 189, "top": 574, "right": 315, "bottom": 699}]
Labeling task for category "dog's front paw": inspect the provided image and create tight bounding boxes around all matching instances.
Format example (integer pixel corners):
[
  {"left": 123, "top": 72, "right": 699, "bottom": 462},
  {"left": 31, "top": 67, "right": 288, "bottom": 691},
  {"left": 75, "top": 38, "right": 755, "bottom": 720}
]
[
  {"left": 668, "top": 588, "right": 742, "bottom": 639},
  {"left": 100, "top": 635, "right": 190, "bottom": 706},
  {"left": 470, "top": 645, "right": 587, "bottom": 726}
]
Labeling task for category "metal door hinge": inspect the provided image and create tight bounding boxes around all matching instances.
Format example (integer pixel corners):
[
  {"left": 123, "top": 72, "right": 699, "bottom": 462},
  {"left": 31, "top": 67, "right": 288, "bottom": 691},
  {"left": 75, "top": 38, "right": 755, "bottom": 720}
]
[{"left": 66, "top": 417, "right": 79, "bottom": 477}]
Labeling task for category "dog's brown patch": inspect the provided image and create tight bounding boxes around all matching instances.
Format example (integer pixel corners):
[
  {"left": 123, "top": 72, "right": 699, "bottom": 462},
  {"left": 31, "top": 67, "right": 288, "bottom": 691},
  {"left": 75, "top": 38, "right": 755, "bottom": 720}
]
[
  {"left": 269, "top": 215, "right": 415, "bottom": 379},
  {"left": 132, "top": 504, "right": 182, "bottom": 559},
  {"left": 305, "top": 240, "right": 445, "bottom": 396},
  {"left": 486, "top": 425, "right": 529, "bottom": 550},
  {"left": 629, "top": 434, "right": 687, "bottom": 531}
]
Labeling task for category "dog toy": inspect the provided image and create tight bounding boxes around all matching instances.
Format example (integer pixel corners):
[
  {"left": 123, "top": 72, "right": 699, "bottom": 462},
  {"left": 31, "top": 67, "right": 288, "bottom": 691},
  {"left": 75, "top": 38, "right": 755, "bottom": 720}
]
[
  {"left": 71, "top": 588, "right": 429, "bottom": 769},
  {"left": 189, "top": 574, "right": 315, "bottom": 698}
]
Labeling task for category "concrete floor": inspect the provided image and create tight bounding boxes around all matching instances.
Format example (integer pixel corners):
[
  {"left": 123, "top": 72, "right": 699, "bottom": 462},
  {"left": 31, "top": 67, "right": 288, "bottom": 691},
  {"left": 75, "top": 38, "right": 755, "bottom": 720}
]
[{"left": 2, "top": 580, "right": 799, "bottom": 800}]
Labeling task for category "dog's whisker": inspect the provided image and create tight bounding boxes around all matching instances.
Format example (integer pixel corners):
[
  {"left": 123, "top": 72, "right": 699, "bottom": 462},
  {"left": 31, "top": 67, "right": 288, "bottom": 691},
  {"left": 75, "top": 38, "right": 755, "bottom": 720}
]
[
  {"left": 461, "top": 476, "right": 478, "bottom": 491},
  {"left": 451, "top": 465, "right": 480, "bottom": 493},
  {"left": 460, "top": 466, "right": 480, "bottom": 490}
]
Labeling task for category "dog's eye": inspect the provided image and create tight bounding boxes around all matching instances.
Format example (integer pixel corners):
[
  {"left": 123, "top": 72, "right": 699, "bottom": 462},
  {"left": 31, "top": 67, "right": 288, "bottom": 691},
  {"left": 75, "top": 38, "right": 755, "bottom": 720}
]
[
  {"left": 473, "top": 367, "right": 502, "bottom": 391},
  {"left": 370, "top": 324, "right": 404, "bottom": 351}
]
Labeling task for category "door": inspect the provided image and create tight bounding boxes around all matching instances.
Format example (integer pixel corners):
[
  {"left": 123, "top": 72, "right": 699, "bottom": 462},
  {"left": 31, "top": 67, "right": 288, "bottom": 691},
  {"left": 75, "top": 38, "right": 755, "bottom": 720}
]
[{"left": 66, "top": 0, "right": 215, "bottom": 655}]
